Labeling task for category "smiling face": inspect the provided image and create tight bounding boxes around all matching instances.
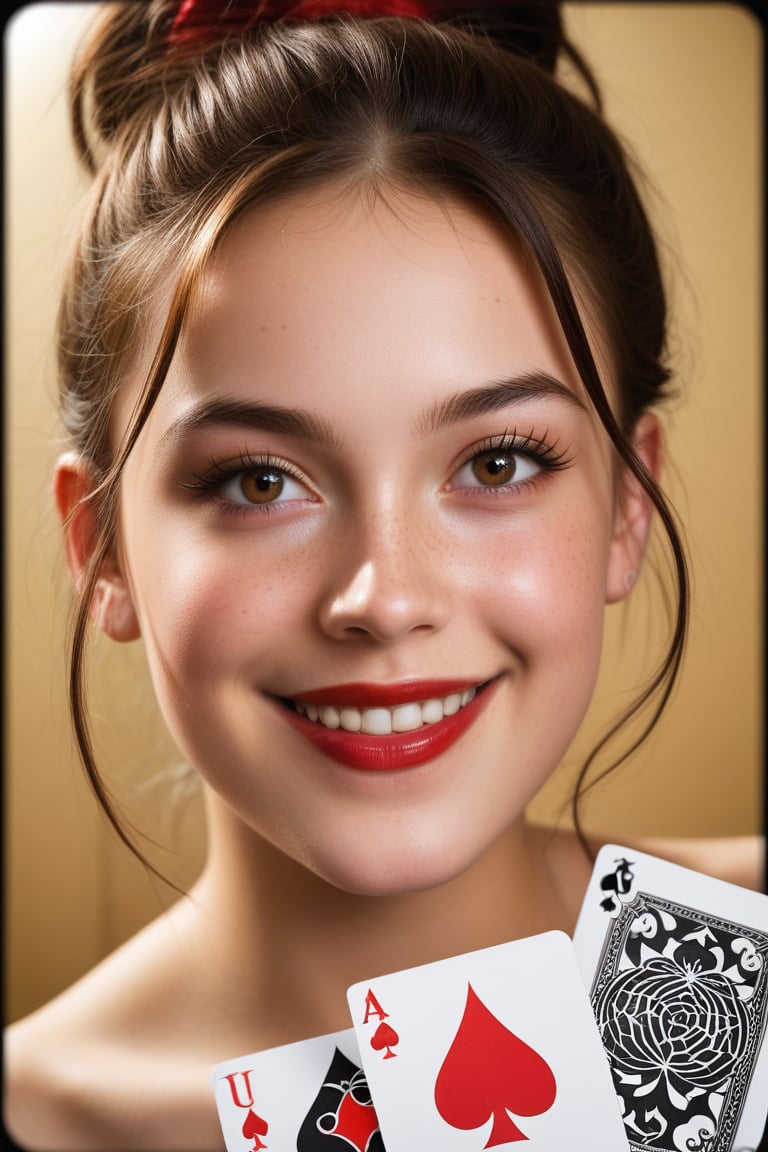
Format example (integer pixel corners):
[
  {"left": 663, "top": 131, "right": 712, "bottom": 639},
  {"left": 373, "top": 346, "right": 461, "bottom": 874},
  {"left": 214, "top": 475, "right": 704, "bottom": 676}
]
[{"left": 88, "top": 187, "right": 649, "bottom": 895}]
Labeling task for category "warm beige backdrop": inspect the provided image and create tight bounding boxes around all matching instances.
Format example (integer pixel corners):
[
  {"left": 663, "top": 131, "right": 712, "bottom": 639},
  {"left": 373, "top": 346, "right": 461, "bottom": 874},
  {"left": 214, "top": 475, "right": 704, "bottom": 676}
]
[{"left": 5, "top": 3, "right": 763, "bottom": 1025}]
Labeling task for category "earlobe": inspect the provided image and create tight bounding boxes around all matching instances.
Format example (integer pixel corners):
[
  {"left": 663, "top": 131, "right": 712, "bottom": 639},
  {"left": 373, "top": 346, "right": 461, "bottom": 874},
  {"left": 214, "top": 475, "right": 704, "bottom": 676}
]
[
  {"left": 53, "top": 452, "right": 141, "bottom": 642},
  {"left": 605, "top": 414, "right": 662, "bottom": 605}
]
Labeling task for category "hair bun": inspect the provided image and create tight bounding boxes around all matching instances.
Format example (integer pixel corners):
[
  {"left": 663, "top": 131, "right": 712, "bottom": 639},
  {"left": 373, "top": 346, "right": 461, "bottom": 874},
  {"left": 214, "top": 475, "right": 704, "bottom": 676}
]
[
  {"left": 166, "top": 0, "right": 564, "bottom": 69},
  {"left": 168, "top": 0, "right": 431, "bottom": 49}
]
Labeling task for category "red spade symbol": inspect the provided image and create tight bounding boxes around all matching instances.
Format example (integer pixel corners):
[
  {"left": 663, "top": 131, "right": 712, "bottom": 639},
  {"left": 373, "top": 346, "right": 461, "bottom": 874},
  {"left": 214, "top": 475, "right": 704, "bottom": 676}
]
[
  {"left": 241, "top": 1107, "right": 269, "bottom": 1150},
  {"left": 370, "top": 1021, "right": 399, "bottom": 1059},
  {"left": 434, "top": 983, "right": 556, "bottom": 1146}
]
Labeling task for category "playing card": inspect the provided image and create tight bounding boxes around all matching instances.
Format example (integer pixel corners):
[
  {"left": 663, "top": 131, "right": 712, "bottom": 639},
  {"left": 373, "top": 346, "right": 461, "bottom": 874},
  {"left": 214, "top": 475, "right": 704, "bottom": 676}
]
[
  {"left": 347, "top": 930, "right": 630, "bottom": 1149},
  {"left": 573, "top": 844, "right": 768, "bottom": 1152},
  {"left": 211, "top": 1027, "right": 384, "bottom": 1151}
]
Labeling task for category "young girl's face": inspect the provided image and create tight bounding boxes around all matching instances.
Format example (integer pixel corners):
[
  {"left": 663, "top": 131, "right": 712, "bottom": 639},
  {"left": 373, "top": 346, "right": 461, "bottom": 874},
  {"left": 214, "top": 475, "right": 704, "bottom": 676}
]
[{"left": 108, "top": 187, "right": 643, "bottom": 895}]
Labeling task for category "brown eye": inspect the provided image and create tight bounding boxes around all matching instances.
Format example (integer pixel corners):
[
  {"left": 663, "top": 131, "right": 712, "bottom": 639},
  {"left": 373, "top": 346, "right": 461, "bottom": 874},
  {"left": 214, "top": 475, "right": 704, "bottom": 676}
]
[
  {"left": 471, "top": 451, "right": 518, "bottom": 486},
  {"left": 239, "top": 468, "right": 285, "bottom": 504},
  {"left": 216, "top": 461, "right": 312, "bottom": 509},
  {"left": 450, "top": 445, "right": 544, "bottom": 492}
]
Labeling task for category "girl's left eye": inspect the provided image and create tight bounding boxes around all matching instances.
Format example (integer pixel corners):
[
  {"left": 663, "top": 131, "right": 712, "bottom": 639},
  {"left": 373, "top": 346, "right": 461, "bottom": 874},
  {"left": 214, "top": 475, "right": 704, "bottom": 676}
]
[
  {"left": 218, "top": 465, "right": 311, "bottom": 506},
  {"left": 449, "top": 447, "right": 544, "bottom": 491}
]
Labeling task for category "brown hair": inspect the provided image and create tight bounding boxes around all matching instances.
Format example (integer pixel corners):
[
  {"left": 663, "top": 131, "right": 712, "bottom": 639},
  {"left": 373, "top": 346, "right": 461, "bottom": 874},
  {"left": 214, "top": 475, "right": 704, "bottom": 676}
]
[{"left": 60, "top": 0, "right": 688, "bottom": 873}]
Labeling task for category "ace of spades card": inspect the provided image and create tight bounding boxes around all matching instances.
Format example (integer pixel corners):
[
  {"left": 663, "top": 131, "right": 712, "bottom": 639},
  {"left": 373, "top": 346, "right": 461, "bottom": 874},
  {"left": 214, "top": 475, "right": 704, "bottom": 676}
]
[
  {"left": 211, "top": 1027, "right": 384, "bottom": 1152},
  {"left": 573, "top": 845, "right": 768, "bottom": 1152},
  {"left": 347, "top": 930, "right": 630, "bottom": 1149}
]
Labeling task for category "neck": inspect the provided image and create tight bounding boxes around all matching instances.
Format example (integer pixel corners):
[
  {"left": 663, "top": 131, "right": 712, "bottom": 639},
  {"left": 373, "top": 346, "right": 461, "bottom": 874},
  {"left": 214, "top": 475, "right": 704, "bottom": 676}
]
[{"left": 184, "top": 793, "right": 576, "bottom": 1054}]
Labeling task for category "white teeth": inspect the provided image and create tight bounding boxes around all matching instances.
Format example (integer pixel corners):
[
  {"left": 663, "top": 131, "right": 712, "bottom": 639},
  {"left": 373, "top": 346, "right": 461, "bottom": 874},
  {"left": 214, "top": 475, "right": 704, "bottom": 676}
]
[
  {"left": 339, "top": 707, "right": 362, "bottom": 732},
  {"left": 360, "top": 708, "right": 392, "bottom": 736},
  {"left": 421, "top": 698, "right": 444, "bottom": 724},
  {"left": 293, "top": 686, "right": 480, "bottom": 734},
  {"left": 391, "top": 703, "right": 424, "bottom": 733},
  {"left": 319, "top": 705, "right": 341, "bottom": 729}
]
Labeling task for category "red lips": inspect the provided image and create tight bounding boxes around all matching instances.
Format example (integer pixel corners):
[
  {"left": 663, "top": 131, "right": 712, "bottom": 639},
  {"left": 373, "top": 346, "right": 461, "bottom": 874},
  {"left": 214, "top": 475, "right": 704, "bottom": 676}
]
[
  {"left": 276, "top": 678, "right": 498, "bottom": 771},
  {"left": 289, "top": 679, "right": 477, "bottom": 708}
]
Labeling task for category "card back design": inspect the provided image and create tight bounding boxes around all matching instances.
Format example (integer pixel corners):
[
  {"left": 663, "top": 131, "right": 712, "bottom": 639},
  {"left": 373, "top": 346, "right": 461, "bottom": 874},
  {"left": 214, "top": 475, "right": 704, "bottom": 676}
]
[{"left": 589, "top": 891, "right": 768, "bottom": 1152}]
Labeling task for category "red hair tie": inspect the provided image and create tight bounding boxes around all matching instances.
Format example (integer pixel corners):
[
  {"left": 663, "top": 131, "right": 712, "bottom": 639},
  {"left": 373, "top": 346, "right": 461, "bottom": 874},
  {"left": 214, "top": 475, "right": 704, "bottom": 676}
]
[{"left": 168, "top": 0, "right": 431, "bottom": 48}]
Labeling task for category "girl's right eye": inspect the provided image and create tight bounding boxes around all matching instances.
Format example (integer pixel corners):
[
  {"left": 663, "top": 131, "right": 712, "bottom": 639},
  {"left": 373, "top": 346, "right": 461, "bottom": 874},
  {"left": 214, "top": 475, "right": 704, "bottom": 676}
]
[
  {"left": 218, "top": 466, "right": 311, "bottom": 507},
  {"left": 183, "top": 455, "right": 316, "bottom": 511}
]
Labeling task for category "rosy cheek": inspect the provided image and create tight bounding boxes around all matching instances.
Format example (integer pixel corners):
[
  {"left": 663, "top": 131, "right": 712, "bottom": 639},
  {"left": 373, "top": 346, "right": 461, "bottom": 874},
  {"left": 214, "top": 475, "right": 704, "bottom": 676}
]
[
  {"left": 474, "top": 521, "right": 608, "bottom": 661},
  {"left": 139, "top": 534, "right": 316, "bottom": 677}
]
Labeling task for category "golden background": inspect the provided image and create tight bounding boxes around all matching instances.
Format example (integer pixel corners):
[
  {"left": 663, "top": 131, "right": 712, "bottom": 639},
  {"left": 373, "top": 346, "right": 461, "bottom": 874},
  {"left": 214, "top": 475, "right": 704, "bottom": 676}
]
[{"left": 5, "top": 3, "right": 762, "bottom": 1023}]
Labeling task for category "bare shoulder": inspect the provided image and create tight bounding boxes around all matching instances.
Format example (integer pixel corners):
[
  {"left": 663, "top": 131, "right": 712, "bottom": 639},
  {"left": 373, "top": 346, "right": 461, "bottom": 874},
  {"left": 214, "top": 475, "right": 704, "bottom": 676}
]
[
  {"left": 586, "top": 830, "right": 766, "bottom": 892},
  {"left": 5, "top": 1007, "right": 121, "bottom": 1151},
  {"left": 4, "top": 905, "right": 223, "bottom": 1151},
  {"left": 5, "top": 1013, "right": 221, "bottom": 1151}
]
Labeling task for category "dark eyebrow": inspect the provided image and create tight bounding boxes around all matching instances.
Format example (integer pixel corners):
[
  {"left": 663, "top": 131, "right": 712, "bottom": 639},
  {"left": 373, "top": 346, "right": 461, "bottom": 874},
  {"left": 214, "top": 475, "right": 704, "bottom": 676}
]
[
  {"left": 158, "top": 397, "right": 341, "bottom": 451},
  {"left": 160, "top": 371, "right": 583, "bottom": 451},
  {"left": 416, "top": 372, "right": 586, "bottom": 436}
]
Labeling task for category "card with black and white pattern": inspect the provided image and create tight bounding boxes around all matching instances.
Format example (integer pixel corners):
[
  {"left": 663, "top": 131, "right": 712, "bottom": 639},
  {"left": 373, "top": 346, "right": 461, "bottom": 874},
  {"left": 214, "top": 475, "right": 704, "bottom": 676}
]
[{"left": 573, "top": 845, "right": 768, "bottom": 1152}]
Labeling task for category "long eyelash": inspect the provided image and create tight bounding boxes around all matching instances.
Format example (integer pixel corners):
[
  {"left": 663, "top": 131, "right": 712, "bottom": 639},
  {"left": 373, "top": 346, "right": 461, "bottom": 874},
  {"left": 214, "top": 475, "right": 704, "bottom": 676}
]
[
  {"left": 458, "top": 428, "right": 574, "bottom": 472},
  {"left": 181, "top": 452, "right": 301, "bottom": 494}
]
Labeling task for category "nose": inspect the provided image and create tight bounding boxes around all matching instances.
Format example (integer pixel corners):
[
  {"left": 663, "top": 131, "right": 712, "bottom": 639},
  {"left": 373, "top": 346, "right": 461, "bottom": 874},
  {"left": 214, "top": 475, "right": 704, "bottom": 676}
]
[{"left": 318, "top": 520, "right": 449, "bottom": 643}]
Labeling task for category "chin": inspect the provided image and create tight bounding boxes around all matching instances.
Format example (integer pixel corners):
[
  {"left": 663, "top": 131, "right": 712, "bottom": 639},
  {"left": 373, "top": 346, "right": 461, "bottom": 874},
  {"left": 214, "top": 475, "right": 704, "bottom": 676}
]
[{"left": 300, "top": 827, "right": 488, "bottom": 898}]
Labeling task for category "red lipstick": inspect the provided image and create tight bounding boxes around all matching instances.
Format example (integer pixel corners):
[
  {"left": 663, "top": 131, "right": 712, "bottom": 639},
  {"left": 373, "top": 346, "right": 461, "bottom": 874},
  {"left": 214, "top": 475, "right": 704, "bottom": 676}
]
[
  {"left": 290, "top": 679, "right": 477, "bottom": 708},
  {"left": 276, "top": 678, "right": 499, "bottom": 771}
]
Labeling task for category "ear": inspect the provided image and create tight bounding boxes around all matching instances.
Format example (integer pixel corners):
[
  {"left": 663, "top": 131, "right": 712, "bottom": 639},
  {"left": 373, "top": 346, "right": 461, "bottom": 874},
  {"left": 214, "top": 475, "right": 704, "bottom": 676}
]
[
  {"left": 53, "top": 452, "right": 141, "bottom": 642},
  {"left": 605, "top": 414, "right": 662, "bottom": 604}
]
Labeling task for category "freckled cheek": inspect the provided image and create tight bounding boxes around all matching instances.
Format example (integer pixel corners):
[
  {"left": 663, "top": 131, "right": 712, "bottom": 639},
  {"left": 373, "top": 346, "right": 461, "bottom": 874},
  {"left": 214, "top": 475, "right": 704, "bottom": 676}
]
[
  {"left": 462, "top": 519, "right": 610, "bottom": 655},
  {"left": 125, "top": 525, "right": 317, "bottom": 677}
]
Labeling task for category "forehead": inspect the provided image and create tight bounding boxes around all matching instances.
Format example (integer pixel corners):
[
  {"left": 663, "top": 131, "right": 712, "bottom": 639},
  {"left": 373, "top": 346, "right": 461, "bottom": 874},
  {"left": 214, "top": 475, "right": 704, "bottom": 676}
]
[
  {"left": 116, "top": 184, "right": 615, "bottom": 449},
  {"left": 176, "top": 186, "right": 587, "bottom": 398}
]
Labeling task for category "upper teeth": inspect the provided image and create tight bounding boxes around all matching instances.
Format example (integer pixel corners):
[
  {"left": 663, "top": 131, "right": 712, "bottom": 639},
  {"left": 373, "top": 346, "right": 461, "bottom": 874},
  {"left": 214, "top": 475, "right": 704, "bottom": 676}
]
[{"left": 293, "top": 687, "right": 477, "bottom": 735}]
